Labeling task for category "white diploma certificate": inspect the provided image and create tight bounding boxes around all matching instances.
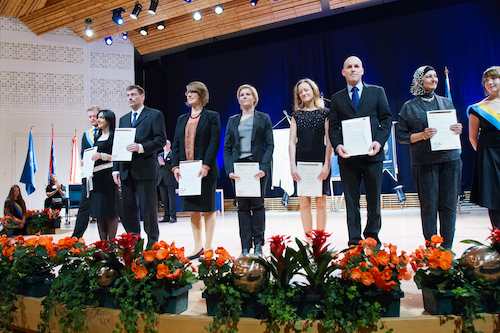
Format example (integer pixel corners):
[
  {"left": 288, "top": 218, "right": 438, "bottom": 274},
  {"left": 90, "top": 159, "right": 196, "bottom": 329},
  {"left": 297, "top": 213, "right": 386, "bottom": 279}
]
[
  {"left": 296, "top": 162, "right": 323, "bottom": 197},
  {"left": 234, "top": 162, "right": 261, "bottom": 197},
  {"left": 426, "top": 109, "right": 461, "bottom": 151},
  {"left": 112, "top": 128, "right": 136, "bottom": 161},
  {"left": 81, "top": 147, "right": 97, "bottom": 178},
  {"left": 341, "top": 116, "right": 373, "bottom": 156},
  {"left": 178, "top": 160, "right": 202, "bottom": 196}
]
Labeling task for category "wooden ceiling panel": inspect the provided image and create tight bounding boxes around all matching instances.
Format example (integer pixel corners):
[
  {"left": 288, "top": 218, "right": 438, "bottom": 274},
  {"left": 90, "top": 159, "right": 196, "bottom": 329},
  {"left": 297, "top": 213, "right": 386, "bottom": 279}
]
[{"left": 1, "top": 0, "right": 376, "bottom": 55}]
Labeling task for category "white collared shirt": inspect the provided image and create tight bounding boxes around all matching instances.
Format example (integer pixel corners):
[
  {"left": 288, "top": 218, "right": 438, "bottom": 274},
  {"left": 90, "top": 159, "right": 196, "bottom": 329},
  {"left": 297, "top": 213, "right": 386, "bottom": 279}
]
[{"left": 347, "top": 82, "right": 364, "bottom": 100}]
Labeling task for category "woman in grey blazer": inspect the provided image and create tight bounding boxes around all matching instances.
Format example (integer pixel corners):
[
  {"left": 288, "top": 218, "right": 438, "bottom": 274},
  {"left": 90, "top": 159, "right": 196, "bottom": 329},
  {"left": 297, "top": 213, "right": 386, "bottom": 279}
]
[
  {"left": 397, "top": 65, "right": 463, "bottom": 249},
  {"left": 223, "top": 84, "right": 274, "bottom": 256}
]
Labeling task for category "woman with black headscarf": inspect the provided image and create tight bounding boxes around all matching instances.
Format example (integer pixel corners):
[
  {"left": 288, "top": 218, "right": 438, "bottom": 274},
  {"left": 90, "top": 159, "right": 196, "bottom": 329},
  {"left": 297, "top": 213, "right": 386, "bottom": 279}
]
[{"left": 396, "top": 65, "right": 463, "bottom": 249}]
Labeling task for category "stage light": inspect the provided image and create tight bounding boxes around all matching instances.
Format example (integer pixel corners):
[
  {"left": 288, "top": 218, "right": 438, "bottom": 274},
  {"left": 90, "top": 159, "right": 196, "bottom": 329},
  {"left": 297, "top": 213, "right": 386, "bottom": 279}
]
[
  {"left": 214, "top": 4, "right": 224, "bottom": 14},
  {"left": 122, "top": 32, "right": 128, "bottom": 40},
  {"left": 140, "top": 26, "right": 148, "bottom": 36},
  {"left": 130, "top": 2, "right": 142, "bottom": 20},
  {"left": 250, "top": 0, "right": 258, "bottom": 6},
  {"left": 112, "top": 8, "right": 125, "bottom": 25},
  {"left": 148, "top": 0, "right": 159, "bottom": 14},
  {"left": 105, "top": 37, "right": 113, "bottom": 45},
  {"left": 193, "top": 10, "right": 202, "bottom": 21},
  {"left": 157, "top": 21, "right": 165, "bottom": 30},
  {"left": 84, "top": 18, "right": 93, "bottom": 37},
  {"left": 184, "top": 0, "right": 191, "bottom": 3}
]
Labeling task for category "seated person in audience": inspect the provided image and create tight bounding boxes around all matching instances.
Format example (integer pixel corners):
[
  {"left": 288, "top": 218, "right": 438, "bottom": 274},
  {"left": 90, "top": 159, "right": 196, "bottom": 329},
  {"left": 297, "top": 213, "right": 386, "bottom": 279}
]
[
  {"left": 4, "top": 185, "right": 27, "bottom": 235},
  {"left": 45, "top": 174, "right": 65, "bottom": 211}
]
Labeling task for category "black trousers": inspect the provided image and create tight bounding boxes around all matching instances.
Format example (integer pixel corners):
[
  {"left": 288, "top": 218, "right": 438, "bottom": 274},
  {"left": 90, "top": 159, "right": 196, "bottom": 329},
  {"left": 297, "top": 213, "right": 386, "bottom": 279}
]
[
  {"left": 159, "top": 183, "right": 177, "bottom": 219},
  {"left": 121, "top": 177, "right": 159, "bottom": 248},
  {"left": 234, "top": 173, "right": 269, "bottom": 250},
  {"left": 412, "top": 160, "right": 462, "bottom": 249},
  {"left": 72, "top": 179, "right": 90, "bottom": 238},
  {"left": 339, "top": 161, "right": 383, "bottom": 246}
]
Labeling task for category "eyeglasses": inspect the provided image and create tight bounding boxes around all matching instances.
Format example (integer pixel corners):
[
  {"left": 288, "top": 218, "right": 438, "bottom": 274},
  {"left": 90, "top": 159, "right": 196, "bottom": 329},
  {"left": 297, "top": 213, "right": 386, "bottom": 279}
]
[{"left": 185, "top": 90, "right": 198, "bottom": 96}]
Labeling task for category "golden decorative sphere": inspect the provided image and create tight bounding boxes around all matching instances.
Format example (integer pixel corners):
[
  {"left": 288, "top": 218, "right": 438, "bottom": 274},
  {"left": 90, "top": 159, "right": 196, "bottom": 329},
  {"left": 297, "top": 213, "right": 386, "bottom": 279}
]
[
  {"left": 461, "top": 245, "right": 500, "bottom": 281},
  {"left": 232, "top": 254, "right": 268, "bottom": 293},
  {"left": 96, "top": 266, "right": 118, "bottom": 287}
]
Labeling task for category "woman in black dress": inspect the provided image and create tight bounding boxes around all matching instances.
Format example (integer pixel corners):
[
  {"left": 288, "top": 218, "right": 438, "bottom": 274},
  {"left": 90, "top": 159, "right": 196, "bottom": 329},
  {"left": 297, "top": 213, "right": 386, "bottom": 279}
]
[
  {"left": 90, "top": 109, "right": 118, "bottom": 240},
  {"left": 171, "top": 81, "right": 221, "bottom": 259},
  {"left": 45, "top": 174, "right": 65, "bottom": 210},
  {"left": 289, "top": 78, "right": 332, "bottom": 235},
  {"left": 468, "top": 66, "right": 500, "bottom": 228},
  {"left": 4, "top": 185, "right": 27, "bottom": 235},
  {"left": 223, "top": 84, "right": 274, "bottom": 256}
]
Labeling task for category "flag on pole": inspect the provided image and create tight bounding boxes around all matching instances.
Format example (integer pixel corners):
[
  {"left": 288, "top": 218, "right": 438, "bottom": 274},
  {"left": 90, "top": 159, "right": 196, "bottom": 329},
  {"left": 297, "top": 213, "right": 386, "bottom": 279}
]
[
  {"left": 48, "top": 126, "right": 57, "bottom": 182},
  {"left": 445, "top": 66, "right": 452, "bottom": 103},
  {"left": 20, "top": 128, "right": 38, "bottom": 195},
  {"left": 69, "top": 130, "right": 81, "bottom": 184}
]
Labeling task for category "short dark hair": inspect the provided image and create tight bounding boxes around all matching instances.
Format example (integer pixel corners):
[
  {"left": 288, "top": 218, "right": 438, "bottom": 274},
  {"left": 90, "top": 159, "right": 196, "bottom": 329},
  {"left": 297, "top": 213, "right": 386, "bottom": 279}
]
[
  {"left": 126, "top": 85, "right": 145, "bottom": 95},
  {"left": 482, "top": 66, "right": 500, "bottom": 95}
]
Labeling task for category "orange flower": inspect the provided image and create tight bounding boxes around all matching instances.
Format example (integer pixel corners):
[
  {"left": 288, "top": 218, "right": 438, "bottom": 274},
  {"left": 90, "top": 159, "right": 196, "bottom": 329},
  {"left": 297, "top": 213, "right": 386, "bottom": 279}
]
[
  {"left": 156, "top": 248, "right": 169, "bottom": 260},
  {"left": 350, "top": 267, "right": 362, "bottom": 281},
  {"left": 381, "top": 267, "right": 393, "bottom": 280},
  {"left": 383, "top": 280, "right": 397, "bottom": 291},
  {"left": 438, "top": 256, "right": 452, "bottom": 270},
  {"left": 427, "top": 258, "right": 439, "bottom": 269},
  {"left": 156, "top": 263, "right": 169, "bottom": 279},
  {"left": 3, "top": 246, "right": 15, "bottom": 260},
  {"left": 166, "top": 268, "right": 182, "bottom": 280},
  {"left": 399, "top": 251, "right": 409, "bottom": 264},
  {"left": 203, "top": 249, "right": 214, "bottom": 260},
  {"left": 134, "top": 265, "right": 148, "bottom": 280},
  {"left": 431, "top": 235, "right": 444, "bottom": 245},
  {"left": 369, "top": 267, "right": 381, "bottom": 280},
  {"left": 360, "top": 271, "right": 374, "bottom": 286},
  {"left": 144, "top": 250, "right": 156, "bottom": 263},
  {"left": 365, "top": 238, "right": 378, "bottom": 249},
  {"left": 376, "top": 251, "right": 390, "bottom": 266}
]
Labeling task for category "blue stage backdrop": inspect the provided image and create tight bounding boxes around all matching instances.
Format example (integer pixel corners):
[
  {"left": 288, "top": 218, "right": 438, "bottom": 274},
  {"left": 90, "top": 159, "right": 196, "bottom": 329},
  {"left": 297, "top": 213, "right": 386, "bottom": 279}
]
[{"left": 138, "top": 0, "right": 500, "bottom": 198}]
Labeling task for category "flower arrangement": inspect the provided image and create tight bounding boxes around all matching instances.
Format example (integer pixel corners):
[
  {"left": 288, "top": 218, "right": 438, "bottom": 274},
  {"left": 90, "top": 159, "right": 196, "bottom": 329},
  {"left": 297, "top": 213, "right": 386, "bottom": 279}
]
[
  {"left": 26, "top": 208, "right": 61, "bottom": 234},
  {"left": 0, "top": 215, "right": 20, "bottom": 232},
  {"left": 340, "top": 237, "right": 412, "bottom": 292}
]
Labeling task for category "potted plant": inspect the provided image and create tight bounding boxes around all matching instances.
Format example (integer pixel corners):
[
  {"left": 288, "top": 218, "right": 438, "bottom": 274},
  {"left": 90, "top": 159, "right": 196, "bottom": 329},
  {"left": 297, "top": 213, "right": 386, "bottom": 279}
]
[
  {"left": 0, "top": 215, "right": 20, "bottom": 237},
  {"left": 26, "top": 208, "right": 61, "bottom": 234}
]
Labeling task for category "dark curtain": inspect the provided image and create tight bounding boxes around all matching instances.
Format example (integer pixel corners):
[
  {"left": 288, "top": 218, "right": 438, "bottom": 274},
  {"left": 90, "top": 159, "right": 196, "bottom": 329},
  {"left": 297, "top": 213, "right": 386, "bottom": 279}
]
[{"left": 138, "top": 0, "right": 500, "bottom": 198}]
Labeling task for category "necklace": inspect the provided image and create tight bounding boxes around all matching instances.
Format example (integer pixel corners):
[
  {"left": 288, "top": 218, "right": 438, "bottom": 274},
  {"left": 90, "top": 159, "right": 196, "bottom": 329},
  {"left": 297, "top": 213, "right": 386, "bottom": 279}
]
[
  {"left": 190, "top": 112, "right": 202, "bottom": 119},
  {"left": 421, "top": 94, "right": 436, "bottom": 102}
]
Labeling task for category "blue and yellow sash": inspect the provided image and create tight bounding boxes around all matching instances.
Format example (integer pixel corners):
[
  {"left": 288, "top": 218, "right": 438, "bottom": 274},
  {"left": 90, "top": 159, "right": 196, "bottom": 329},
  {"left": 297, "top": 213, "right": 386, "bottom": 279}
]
[
  {"left": 84, "top": 129, "right": 96, "bottom": 147},
  {"left": 467, "top": 103, "right": 500, "bottom": 132},
  {"left": 14, "top": 201, "right": 23, "bottom": 218}
]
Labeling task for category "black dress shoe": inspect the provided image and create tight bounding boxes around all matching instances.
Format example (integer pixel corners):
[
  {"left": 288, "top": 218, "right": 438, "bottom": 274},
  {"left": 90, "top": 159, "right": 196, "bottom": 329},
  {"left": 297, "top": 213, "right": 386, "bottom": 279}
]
[
  {"left": 254, "top": 244, "right": 263, "bottom": 256},
  {"left": 186, "top": 248, "right": 204, "bottom": 260},
  {"left": 240, "top": 248, "right": 250, "bottom": 257},
  {"left": 169, "top": 218, "right": 177, "bottom": 223}
]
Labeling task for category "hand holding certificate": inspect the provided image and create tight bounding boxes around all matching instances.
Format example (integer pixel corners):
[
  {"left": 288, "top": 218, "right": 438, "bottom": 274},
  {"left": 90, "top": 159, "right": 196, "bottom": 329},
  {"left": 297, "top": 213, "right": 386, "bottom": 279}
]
[
  {"left": 81, "top": 147, "right": 97, "bottom": 178},
  {"left": 112, "top": 128, "right": 137, "bottom": 161},
  {"left": 296, "top": 162, "right": 323, "bottom": 197},
  {"left": 426, "top": 109, "right": 461, "bottom": 151},
  {"left": 178, "top": 160, "right": 202, "bottom": 196},
  {"left": 233, "top": 162, "right": 261, "bottom": 197},
  {"left": 341, "top": 116, "right": 373, "bottom": 156}
]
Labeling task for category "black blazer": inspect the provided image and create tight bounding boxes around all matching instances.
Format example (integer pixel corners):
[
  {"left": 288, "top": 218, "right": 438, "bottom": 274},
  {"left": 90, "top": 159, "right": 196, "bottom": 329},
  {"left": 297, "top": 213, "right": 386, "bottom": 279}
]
[
  {"left": 329, "top": 83, "right": 392, "bottom": 165},
  {"left": 223, "top": 110, "right": 274, "bottom": 176},
  {"left": 114, "top": 106, "right": 167, "bottom": 180},
  {"left": 171, "top": 108, "right": 221, "bottom": 179},
  {"left": 158, "top": 150, "right": 177, "bottom": 187}
]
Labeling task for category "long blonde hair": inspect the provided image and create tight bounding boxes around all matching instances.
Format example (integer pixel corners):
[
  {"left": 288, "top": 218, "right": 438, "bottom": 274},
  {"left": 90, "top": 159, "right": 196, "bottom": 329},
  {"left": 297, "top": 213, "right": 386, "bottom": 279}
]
[{"left": 293, "top": 78, "right": 324, "bottom": 111}]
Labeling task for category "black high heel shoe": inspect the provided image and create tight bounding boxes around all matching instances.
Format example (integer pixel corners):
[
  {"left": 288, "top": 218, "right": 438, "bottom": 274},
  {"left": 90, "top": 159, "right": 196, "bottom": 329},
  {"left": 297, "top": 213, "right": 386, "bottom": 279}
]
[{"left": 186, "top": 248, "right": 204, "bottom": 260}]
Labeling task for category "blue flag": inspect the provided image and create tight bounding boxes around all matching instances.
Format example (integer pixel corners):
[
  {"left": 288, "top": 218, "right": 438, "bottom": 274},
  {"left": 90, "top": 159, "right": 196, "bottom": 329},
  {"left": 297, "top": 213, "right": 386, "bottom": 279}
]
[
  {"left": 48, "top": 128, "right": 57, "bottom": 183},
  {"left": 445, "top": 67, "right": 452, "bottom": 103},
  {"left": 20, "top": 129, "right": 38, "bottom": 195}
]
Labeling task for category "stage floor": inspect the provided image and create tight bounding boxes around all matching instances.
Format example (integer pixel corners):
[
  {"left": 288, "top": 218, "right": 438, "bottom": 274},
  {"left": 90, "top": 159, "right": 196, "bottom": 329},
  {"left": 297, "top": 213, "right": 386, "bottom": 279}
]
[{"left": 50, "top": 205, "right": 494, "bottom": 318}]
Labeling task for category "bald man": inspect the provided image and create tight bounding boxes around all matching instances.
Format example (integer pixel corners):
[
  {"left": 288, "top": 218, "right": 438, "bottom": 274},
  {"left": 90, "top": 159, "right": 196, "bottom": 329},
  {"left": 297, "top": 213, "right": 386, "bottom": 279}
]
[{"left": 329, "top": 56, "right": 392, "bottom": 247}]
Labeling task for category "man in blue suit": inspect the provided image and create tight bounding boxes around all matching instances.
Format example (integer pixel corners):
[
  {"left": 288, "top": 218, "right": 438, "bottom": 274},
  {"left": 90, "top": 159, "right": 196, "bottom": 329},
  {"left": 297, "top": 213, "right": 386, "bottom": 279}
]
[
  {"left": 329, "top": 56, "right": 392, "bottom": 247},
  {"left": 113, "top": 85, "right": 166, "bottom": 247}
]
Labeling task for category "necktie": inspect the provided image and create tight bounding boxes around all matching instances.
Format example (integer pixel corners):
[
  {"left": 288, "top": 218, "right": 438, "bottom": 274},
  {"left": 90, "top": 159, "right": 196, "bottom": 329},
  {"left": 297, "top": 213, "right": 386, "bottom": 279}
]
[
  {"left": 93, "top": 128, "right": 98, "bottom": 140},
  {"left": 132, "top": 112, "right": 137, "bottom": 126},
  {"left": 351, "top": 86, "right": 359, "bottom": 111}
]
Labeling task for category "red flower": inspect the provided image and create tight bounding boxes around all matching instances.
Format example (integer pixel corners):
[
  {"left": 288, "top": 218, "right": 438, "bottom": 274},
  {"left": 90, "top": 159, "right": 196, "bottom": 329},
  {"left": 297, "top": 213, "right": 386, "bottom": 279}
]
[
  {"left": 268, "top": 235, "right": 290, "bottom": 260},
  {"left": 305, "top": 229, "right": 331, "bottom": 261}
]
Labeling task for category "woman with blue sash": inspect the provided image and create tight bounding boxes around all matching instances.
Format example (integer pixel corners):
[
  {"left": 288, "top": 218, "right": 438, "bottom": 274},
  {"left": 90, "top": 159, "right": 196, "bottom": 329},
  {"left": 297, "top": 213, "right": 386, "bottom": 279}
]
[
  {"left": 3, "top": 185, "right": 27, "bottom": 235},
  {"left": 468, "top": 66, "right": 500, "bottom": 228}
]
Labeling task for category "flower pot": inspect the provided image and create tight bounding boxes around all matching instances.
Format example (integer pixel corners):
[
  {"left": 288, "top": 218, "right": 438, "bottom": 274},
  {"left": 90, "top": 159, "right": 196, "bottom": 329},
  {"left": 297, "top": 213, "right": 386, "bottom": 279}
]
[
  {"left": 422, "top": 288, "right": 461, "bottom": 315},
  {"left": 92, "top": 286, "right": 120, "bottom": 309},
  {"left": 0, "top": 228, "right": 14, "bottom": 238},
  {"left": 16, "top": 273, "right": 54, "bottom": 297},
  {"left": 373, "top": 290, "right": 404, "bottom": 317},
  {"left": 153, "top": 284, "right": 192, "bottom": 314},
  {"left": 202, "top": 291, "right": 267, "bottom": 318},
  {"left": 291, "top": 293, "right": 322, "bottom": 319}
]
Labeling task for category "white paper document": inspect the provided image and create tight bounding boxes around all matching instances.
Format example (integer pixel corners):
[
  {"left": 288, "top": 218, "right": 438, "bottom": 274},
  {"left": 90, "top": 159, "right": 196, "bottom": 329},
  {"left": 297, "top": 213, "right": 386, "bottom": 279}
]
[
  {"left": 296, "top": 162, "right": 323, "bottom": 197},
  {"left": 341, "top": 116, "right": 372, "bottom": 156},
  {"left": 112, "top": 128, "right": 136, "bottom": 161},
  {"left": 234, "top": 162, "right": 261, "bottom": 197},
  {"left": 178, "top": 160, "right": 202, "bottom": 196},
  {"left": 426, "top": 109, "right": 461, "bottom": 151},
  {"left": 81, "top": 147, "right": 97, "bottom": 178}
]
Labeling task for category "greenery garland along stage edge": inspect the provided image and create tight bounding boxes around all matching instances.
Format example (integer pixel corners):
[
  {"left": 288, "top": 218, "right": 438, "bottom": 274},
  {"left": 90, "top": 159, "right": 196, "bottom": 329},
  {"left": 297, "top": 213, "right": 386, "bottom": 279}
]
[{"left": 1, "top": 229, "right": 500, "bottom": 333}]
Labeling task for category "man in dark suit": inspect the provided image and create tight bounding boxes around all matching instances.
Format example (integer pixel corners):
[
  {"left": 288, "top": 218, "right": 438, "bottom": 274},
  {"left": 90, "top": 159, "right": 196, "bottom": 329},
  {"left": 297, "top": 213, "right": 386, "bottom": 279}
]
[
  {"left": 158, "top": 140, "right": 177, "bottom": 223},
  {"left": 329, "top": 56, "right": 392, "bottom": 247},
  {"left": 113, "top": 85, "right": 166, "bottom": 247},
  {"left": 72, "top": 106, "right": 100, "bottom": 238}
]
